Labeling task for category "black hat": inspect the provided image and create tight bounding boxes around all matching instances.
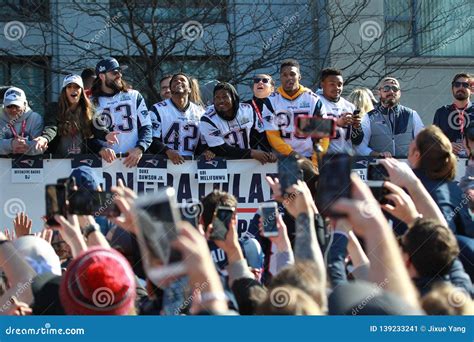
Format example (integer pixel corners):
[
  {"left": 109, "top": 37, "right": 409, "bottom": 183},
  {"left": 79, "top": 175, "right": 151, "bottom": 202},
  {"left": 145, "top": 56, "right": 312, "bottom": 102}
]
[
  {"left": 31, "top": 272, "right": 65, "bottom": 315},
  {"left": 95, "top": 57, "right": 127, "bottom": 76}
]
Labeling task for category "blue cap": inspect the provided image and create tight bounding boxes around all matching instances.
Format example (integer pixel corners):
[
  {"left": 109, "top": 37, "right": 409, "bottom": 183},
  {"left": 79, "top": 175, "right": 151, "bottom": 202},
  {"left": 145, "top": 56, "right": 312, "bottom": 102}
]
[
  {"left": 69, "top": 166, "right": 101, "bottom": 191},
  {"left": 240, "top": 237, "right": 264, "bottom": 269},
  {"left": 95, "top": 57, "right": 126, "bottom": 75}
]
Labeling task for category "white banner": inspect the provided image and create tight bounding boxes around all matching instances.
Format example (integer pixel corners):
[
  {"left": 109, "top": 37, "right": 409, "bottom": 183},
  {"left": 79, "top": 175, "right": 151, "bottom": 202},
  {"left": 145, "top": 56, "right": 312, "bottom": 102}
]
[
  {"left": 0, "top": 157, "right": 277, "bottom": 232},
  {"left": 0, "top": 156, "right": 468, "bottom": 232}
]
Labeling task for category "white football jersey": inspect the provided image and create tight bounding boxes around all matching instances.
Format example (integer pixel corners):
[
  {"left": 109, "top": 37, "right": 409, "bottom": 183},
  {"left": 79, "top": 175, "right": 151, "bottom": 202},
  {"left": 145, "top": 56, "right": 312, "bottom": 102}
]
[
  {"left": 319, "top": 95, "right": 356, "bottom": 153},
  {"left": 200, "top": 103, "right": 264, "bottom": 148},
  {"left": 149, "top": 99, "right": 204, "bottom": 156},
  {"left": 263, "top": 89, "right": 321, "bottom": 157},
  {"left": 92, "top": 90, "right": 151, "bottom": 153}
]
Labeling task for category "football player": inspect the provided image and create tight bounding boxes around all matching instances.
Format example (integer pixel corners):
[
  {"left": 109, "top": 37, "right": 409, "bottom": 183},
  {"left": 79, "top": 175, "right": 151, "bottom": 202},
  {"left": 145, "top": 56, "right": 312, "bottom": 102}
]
[
  {"left": 90, "top": 57, "right": 152, "bottom": 167},
  {"left": 263, "top": 59, "right": 329, "bottom": 160},
  {"left": 318, "top": 68, "right": 359, "bottom": 153},
  {"left": 200, "top": 82, "right": 275, "bottom": 164},
  {"left": 148, "top": 73, "right": 206, "bottom": 164}
]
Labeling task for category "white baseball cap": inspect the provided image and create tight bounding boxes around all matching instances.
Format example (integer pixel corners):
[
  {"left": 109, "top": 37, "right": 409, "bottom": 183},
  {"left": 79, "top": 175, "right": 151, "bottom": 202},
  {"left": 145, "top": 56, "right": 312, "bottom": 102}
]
[
  {"left": 3, "top": 87, "right": 26, "bottom": 107},
  {"left": 62, "top": 74, "right": 84, "bottom": 89}
]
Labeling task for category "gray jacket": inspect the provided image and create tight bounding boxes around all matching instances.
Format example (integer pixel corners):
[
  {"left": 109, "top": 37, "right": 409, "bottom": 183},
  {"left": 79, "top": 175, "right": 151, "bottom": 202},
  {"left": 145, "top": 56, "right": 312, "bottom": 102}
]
[{"left": 0, "top": 108, "right": 43, "bottom": 155}]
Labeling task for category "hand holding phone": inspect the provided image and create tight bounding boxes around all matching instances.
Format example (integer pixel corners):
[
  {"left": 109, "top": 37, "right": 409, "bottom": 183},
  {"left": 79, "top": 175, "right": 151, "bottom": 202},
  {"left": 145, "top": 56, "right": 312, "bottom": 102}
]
[
  {"left": 210, "top": 206, "right": 235, "bottom": 241},
  {"left": 295, "top": 116, "right": 337, "bottom": 138},
  {"left": 260, "top": 202, "right": 278, "bottom": 237},
  {"left": 278, "top": 155, "right": 303, "bottom": 194}
]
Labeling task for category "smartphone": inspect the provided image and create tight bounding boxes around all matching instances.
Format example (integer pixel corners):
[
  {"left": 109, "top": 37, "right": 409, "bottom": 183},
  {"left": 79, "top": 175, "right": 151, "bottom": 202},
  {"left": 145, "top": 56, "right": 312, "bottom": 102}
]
[
  {"left": 367, "top": 163, "right": 389, "bottom": 181},
  {"left": 210, "top": 206, "right": 235, "bottom": 241},
  {"left": 45, "top": 184, "right": 67, "bottom": 226},
  {"left": 353, "top": 109, "right": 361, "bottom": 118},
  {"left": 295, "top": 116, "right": 337, "bottom": 138},
  {"left": 68, "top": 190, "right": 120, "bottom": 217},
  {"left": 370, "top": 185, "right": 391, "bottom": 205},
  {"left": 260, "top": 202, "right": 278, "bottom": 237},
  {"left": 133, "top": 188, "right": 185, "bottom": 285},
  {"left": 316, "top": 153, "right": 352, "bottom": 217},
  {"left": 278, "top": 155, "right": 303, "bottom": 193}
]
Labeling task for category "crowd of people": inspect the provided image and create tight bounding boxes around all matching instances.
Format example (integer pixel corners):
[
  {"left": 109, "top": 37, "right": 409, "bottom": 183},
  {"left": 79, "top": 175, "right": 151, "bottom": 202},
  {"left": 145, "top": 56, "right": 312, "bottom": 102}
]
[{"left": 0, "top": 57, "right": 473, "bottom": 315}]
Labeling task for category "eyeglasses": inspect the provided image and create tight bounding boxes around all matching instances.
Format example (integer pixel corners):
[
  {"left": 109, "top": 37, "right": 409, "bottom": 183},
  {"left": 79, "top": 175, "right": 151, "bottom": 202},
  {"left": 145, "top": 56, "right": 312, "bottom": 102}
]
[
  {"left": 452, "top": 81, "right": 470, "bottom": 89},
  {"left": 5, "top": 105, "right": 20, "bottom": 110},
  {"left": 253, "top": 78, "right": 270, "bottom": 84},
  {"left": 381, "top": 85, "right": 400, "bottom": 92}
]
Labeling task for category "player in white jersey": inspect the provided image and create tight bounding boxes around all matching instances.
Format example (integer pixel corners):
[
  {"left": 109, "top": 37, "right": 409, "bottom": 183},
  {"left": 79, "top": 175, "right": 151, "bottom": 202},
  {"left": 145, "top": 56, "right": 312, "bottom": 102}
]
[
  {"left": 148, "top": 73, "right": 205, "bottom": 164},
  {"left": 263, "top": 59, "right": 328, "bottom": 159},
  {"left": 90, "top": 57, "right": 152, "bottom": 167},
  {"left": 318, "top": 68, "right": 360, "bottom": 154},
  {"left": 200, "top": 82, "right": 275, "bottom": 164}
]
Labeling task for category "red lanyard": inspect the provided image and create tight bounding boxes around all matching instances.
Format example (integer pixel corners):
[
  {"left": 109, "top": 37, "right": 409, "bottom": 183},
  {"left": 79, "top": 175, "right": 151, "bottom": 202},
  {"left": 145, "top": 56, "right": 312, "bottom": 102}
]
[
  {"left": 8, "top": 120, "right": 26, "bottom": 138},
  {"left": 454, "top": 103, "right": 469, "bottom": 134},
  {"left": 251, "top": 99, "right": 264, "bottom": 124}
]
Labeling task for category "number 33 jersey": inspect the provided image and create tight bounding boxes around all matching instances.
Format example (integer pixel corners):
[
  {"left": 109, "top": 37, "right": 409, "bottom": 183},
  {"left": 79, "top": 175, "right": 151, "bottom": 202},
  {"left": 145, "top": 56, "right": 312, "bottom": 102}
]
[
  {"left": 93, "top": 90, "right": 151, "bottom": 153},
  {"left": 149, "top": 99, "right": 204, "bottom": 157},
  {"left": 200, "top": 103, "right": 264, "bottom": 149}
]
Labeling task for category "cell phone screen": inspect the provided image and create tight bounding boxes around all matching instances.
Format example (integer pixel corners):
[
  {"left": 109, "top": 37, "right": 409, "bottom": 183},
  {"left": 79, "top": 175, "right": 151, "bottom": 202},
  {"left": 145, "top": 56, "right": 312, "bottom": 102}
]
[
  {"left": 367, "top": 164, "right": 389, "bottom": 181},
  {"left": 68, "top": 190, "right": 120, "bottom": 217},
  {"left": 316, "top": 153, "right": 352, "bottom": 217},
  {"left": 211, "top": 207, "right": 234, "bottom": 241},
  {"left": 45, "top": 184, "right": 66, "bottom": 226},
  {"left": 296, "top": 117, "right": 335, "bottom": 138},
  {"left": 278, "top": 155, "right": 302, "bottom": 193},
  {"left": 261, "top": 206, "right": 278, "bottom": 236}
]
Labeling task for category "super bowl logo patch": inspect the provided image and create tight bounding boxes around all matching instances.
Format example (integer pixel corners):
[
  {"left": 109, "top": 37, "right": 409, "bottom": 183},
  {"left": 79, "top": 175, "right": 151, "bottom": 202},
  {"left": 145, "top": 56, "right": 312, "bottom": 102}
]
[
  {"left": 299, "top": 101, "right": 310, "bottom": 108},
  {"left": 240, "top": 116, "right": 250, "bottom": 125},
  {"left": 120, "top": 95, "right": 131, "bottom": 101}
]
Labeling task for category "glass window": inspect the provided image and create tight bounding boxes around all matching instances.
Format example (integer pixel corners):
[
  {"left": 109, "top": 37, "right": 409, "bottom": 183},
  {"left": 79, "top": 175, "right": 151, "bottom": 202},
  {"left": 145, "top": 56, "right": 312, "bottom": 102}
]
[
  {"left": 110, "top": 0, "right": 227, "bottom": 23},
  {"left": 0, "top": 60, "right": 49, "bottom": 116},
  {"left": 384, "top": 0, "right": 474, "bottom": 56},
  {"left": 0, "top": 0, "right": 50, "bottom": 21}
]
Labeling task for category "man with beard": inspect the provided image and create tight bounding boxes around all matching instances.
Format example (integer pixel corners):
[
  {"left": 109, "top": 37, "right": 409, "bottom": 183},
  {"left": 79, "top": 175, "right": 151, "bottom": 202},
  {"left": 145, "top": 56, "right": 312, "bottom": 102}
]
[
  {"left": 318, "top": 68, "right": 361, "bottom": 153},
  {"left": 148, "top": 73, "right": 205, "bottom": 164},
  {"left": 433, "top": 73, "right": 473, "bottom": 156},
  {"left": 356, "top": 77, "right": 424, "bottom": 157},
  {"left": 91, "top": 57, "right": 152, "bottom": 167}
]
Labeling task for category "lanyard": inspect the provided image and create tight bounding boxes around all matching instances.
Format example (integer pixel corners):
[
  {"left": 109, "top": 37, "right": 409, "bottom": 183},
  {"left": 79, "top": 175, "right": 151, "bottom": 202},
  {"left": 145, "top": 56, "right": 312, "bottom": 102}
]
[
  {"left": 454, "top": 103, "right": 469, "bottom": 134},
  {"left": 251, "top": 99, "right": 264, "bottom": 124},
  {"left": 8, "top": 120, "right": 26, "bottom": 138}
]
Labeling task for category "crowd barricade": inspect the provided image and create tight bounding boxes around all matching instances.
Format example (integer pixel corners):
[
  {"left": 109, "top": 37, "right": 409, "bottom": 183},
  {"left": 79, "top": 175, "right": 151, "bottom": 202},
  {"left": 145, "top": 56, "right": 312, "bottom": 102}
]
[{"left": 0, "top": 154, "right": 468, "bottom": 230}]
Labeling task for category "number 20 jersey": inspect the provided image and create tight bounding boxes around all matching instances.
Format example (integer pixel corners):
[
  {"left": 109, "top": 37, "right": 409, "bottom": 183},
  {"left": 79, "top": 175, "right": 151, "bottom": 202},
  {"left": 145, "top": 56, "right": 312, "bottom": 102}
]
[
  {"left": 149, "top": 99, "right": 204, "bottom": 157},
  {"left": 263, "top": 89, "right": 322, "bottom": 157},
  {"left": 92, "top": 90, "right": 151, "bottom": 153}
]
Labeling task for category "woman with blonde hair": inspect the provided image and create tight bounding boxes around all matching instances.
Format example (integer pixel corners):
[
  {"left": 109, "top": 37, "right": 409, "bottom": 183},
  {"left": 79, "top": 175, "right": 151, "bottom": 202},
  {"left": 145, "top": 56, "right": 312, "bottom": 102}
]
[{"left": 348, "top": 87, "right": 376, "bottom": 116}]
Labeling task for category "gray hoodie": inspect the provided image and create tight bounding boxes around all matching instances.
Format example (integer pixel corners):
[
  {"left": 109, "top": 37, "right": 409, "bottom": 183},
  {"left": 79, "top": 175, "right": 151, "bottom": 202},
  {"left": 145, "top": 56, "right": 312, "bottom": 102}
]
[{"left": 0, "top": 108, "right": 43, "bottom": 155}]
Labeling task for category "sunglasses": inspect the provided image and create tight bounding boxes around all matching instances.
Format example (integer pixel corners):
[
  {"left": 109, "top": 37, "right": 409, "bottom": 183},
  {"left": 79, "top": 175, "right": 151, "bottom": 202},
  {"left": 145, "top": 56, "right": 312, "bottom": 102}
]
[
  {"left": 381, "top": 85, "right": 400, "bottom": 92},
  {"left": 452, "top": 81, "right": 470, "bottom": 89},
  {"left": 5, "top": 105, "right": 20, "bottom": 109},
  {"left": 253, "top": 78, "right": 270, "bottom": 84},
  {"left": 109, "top": 69, "right": 122, "bottom": 76}
]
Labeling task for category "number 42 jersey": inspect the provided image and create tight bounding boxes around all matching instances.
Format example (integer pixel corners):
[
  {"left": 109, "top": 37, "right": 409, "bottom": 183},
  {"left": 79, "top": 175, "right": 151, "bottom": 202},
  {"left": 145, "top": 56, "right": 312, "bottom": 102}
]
[{"left": 149, "top": 99, "right": 204, "bottom": 157}]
